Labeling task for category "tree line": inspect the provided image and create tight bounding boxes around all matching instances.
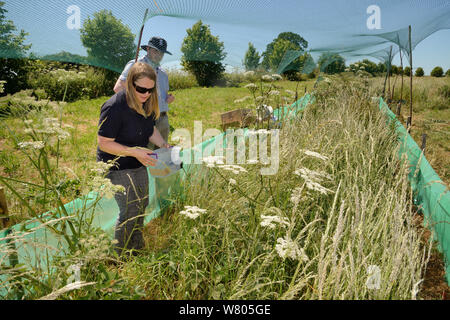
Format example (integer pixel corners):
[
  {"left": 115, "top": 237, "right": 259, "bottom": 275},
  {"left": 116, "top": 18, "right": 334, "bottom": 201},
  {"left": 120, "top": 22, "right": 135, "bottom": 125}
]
[{"left": 1, "top": 4, "right": 449, "bottom": 94}]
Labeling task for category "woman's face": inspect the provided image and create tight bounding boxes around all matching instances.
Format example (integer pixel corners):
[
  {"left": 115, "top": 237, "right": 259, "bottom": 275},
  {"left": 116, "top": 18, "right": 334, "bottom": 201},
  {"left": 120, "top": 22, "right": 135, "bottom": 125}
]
[{"left": 134, "top": 77, "right": 156, "bottom": 104}]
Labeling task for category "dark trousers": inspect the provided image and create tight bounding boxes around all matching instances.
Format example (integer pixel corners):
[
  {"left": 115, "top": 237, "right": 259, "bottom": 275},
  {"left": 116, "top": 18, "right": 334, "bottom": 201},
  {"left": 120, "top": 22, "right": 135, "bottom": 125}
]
[{"left": 107, "top": 166, "right": 149, "bottom": 255}]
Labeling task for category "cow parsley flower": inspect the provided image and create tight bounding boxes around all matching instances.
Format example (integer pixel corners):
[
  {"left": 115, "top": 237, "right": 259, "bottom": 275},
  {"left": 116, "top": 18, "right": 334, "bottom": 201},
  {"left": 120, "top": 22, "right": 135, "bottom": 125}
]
[
  {"left": 202, "top": 156, "right": 225, "bottom": 168},
  {"left": 275, "top": 236, "right": 309, "bottom": 261},
  {"left": 244, "top": 71, "right": 255, "bottom": 77},
  {"left": 90, "top": 176, "right": 125, "bottom": 199},
  {"left": 18, "top": 141, "right": 45, "bottom": 150},
  {"left": 271, "top": 74, "right": 283, "bottom": 81},
  {"left": 268, "top": 90, "right": 280, "bottom": 96},
  {"left": 244, "top": 83, "right": 258, "bottom": 92},
  {"left": 260, "top": 215, "right": 290, "bottom": 229},
  {"left": 217, "top": 164, "right": 248, "bottom": 175},
  {"left": 179, "top": 206, "right": 207, "bottom": 220},
  {"left": 290, "top": 187, "right": 303, "bottom": 205}
]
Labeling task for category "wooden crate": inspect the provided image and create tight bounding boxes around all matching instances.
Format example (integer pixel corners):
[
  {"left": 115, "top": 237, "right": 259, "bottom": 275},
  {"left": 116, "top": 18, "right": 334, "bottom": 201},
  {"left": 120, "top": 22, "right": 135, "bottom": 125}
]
[{"left": 221, "top": 108, "right": 255, "bottom": 131}]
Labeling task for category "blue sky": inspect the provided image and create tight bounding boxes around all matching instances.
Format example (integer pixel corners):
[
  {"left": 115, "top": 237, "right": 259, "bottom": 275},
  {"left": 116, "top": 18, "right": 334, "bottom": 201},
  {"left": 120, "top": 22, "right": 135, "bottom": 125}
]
[{"left": 3, "top": 0, "right": 450, "bottom": 75}]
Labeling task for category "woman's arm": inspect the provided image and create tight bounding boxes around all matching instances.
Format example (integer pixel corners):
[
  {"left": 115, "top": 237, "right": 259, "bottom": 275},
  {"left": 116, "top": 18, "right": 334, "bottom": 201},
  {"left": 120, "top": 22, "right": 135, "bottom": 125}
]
[
  {"left": 149, "top": 127, "right": 170, "bottom": 149},
  {"left": 98, "top": 135, "right": 157, "bottom": 167}
]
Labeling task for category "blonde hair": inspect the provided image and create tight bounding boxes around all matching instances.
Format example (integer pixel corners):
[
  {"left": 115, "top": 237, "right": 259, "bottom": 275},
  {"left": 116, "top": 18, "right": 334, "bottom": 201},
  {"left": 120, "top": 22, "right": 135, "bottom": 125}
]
[{"left": 126, "top": 62, "right": 160, "bottom": 119}]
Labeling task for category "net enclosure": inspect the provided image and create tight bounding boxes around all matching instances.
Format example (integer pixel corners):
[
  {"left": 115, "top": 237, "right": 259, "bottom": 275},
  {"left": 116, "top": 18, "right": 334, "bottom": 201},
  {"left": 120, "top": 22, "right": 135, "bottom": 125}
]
[{"left": 1, "top": 0, "right": 450, "bottom": 73}]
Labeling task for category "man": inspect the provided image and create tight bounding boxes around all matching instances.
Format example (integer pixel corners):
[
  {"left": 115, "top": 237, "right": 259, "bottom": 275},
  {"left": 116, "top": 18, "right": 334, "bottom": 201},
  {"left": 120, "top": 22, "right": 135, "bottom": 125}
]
[{"left": 114, "top": 36, "right": 175, "bottom": 150}]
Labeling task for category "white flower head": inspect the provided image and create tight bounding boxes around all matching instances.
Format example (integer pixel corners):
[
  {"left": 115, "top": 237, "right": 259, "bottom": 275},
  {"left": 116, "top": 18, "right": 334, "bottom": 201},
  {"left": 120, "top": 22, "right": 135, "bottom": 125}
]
[
  {"left": 290, "top": 187, "right": 303, "bottom": 205},
  {"left": 244, "top": 83, "right": 258, "bottom": 91},
  {"left": 262, "top": 75, "right": 274, "bottom": 82},
  {"left": 217, "top": 164, "right": 248, "bottom": 175},
  {"left": 275, "top": 236, "right": 309, "bottom": 262},
  {"left": 202, "top": 156, "right": 225, "bottom": 168},
  {"left": 179, "top": 206, "right": 207, "bottom": 220},
  {"left": 90, "top": 176, "right": 125, "bottom": 199},
  {"left": 260, "top": 215, "right": 290, "bottom": 229},
  {"left": 244, "top": 71, "right": 255, "bottom": 77},
  {"left": 272, "top": 74, "right": 283, "bottom": 81},
  {"left": 229, "top": 178, "right": 237, "bottom": 185},
  {"left": 268, "top": 90, "right": 280, "bottom": 96},
  {"left": 18, "top": 141, "right": 45, "bottom": 150}
]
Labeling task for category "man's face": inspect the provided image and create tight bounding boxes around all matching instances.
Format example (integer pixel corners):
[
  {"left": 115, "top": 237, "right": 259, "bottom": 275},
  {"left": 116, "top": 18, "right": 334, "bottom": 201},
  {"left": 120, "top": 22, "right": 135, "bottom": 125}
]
[{"left": 148, "top": 47, "right": 164, "bottom": 64}]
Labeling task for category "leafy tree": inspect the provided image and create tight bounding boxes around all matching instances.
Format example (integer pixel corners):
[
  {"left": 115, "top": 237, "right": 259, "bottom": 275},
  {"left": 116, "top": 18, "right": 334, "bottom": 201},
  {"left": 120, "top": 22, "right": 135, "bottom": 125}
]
[
  {"left": 430, "top": 66, "right": 444, "bottom": 77},
  {"left": 0, "top": 1, "right": 32, "bottom": 94},
  {"left": 80, "top": 10, "right": 136, "bottom": 72},
  {"left": 181, "top": 20, "right": 226, "bottom": 87},
  {"left": 415, "top": 67, "right": 424, "bottom": 77},
  {"left": 261, "top": 32, "right": 308, "bottom": 72},
  {"left": 318, "top": 53, "right": 346, "bottom": 75},
  {"left": 348, "top": 59, "right": 378, "bottom": 76},
  {"left": 445, "top": 69, "right": 450, "bottom": 77},
  {"left": 243, "top": 42, "right": 260, "bottom": 71},
  {"left": 268, "top": 39, "right": 309, "bottom": 79},
  {"left": 377, "top": 62, "right": 387, "bottom": 74},
  {"left": 361, "top": 59, "right": 378, "bottom": 75},
  {"left": 403, "top": 66, "right": 411, "bottom": 76},
  {"left": 390, "top": 65, "right": 399, "bottom": 75}
]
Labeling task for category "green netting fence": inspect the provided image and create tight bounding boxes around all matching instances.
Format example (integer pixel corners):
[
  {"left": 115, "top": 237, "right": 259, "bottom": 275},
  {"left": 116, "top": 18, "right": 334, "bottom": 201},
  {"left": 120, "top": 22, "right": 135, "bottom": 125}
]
[
  {"left": 1, "top": 93, "right": 449, "bottom": 298},
  {"left": 378, "top": 97, "right": 450, "bottom": 284}
]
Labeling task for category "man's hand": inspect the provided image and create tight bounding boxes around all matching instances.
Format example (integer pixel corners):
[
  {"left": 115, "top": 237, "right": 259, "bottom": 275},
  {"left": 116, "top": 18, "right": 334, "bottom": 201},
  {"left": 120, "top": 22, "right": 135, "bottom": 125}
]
[{"left": 166, "top": 94, "right": 175, "bottom": 104}]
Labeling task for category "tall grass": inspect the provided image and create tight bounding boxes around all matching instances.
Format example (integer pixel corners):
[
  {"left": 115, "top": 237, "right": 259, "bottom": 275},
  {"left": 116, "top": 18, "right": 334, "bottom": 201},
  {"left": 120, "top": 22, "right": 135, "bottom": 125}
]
[
  {"left": 117, "top": 77, "right": 432, "bottom": 299},
  {"left": 0, "top": 75, "right": 434, "bottom": 299}
]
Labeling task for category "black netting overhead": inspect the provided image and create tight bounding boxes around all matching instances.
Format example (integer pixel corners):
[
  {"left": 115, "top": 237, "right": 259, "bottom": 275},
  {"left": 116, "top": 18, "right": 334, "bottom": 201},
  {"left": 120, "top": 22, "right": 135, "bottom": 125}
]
[{"left": 1, "top": 0, "right": 450, "bottom": 72}]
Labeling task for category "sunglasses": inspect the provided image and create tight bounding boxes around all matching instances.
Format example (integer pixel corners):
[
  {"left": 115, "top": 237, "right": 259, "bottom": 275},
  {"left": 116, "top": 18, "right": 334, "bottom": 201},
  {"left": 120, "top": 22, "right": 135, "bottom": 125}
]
[{"left": 133, "top": 83, "right": 155, "bottom": 94}]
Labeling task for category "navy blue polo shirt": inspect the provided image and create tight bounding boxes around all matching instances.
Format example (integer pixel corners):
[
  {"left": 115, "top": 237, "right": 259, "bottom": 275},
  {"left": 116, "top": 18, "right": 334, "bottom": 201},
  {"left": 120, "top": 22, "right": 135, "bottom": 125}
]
[{"left": 97, "top": 90, "right": 156, "bottom": 171}]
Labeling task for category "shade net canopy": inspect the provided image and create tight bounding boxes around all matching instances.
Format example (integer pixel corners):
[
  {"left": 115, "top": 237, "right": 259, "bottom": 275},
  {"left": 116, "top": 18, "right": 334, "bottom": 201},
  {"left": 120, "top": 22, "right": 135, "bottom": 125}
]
[{"left": 1, "top": 0, "right": 450, "bottom": 73}]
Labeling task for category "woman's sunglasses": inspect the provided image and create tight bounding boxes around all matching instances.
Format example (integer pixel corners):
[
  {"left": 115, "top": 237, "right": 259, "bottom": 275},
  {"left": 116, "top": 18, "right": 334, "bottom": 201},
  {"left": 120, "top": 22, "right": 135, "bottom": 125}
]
[{"left": 133, "top": 83, "right": 155, "bottom": 94}]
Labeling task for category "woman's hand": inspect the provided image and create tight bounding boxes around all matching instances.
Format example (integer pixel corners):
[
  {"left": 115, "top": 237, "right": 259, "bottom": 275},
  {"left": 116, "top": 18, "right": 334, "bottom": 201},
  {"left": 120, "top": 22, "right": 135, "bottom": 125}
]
[{"left": 131, "top": 148, "right": 158, "bottom": 167}]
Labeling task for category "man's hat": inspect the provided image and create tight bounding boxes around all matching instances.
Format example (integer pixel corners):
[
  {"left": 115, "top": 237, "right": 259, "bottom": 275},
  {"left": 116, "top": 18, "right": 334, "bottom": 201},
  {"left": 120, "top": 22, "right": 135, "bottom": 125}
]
[{"left": 141, "top": 36, "right": 172, "bottom": 55}]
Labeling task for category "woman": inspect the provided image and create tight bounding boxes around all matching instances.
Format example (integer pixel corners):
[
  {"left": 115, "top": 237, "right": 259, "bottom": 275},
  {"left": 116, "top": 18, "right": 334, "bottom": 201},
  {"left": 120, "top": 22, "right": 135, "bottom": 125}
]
[{"left": 97, "top": 62, "right": 170, "bottom": 256}]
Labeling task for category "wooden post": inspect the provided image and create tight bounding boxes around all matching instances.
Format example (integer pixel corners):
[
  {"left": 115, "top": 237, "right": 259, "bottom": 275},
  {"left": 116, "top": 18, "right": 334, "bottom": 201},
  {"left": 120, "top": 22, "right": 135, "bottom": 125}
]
[
  {"left": 396, "top": 102, "right": 401, "bottom": 117},
  {"left": 399, "top": 44, "right": 404, "bottom": 106},
  {"left": 408, "top": 25, "right": 413, "bottom": 132},
  {"left": 135, "top": 9, "right": 149, "bottom": 62},
  {"left": 421, "top": 134, "right": 427, "bottom": 154},
  {"left": 382, "top": 46, "right": 393, "bottom": 99},
  {"left": 0, "top": 186, "right": 10, "bottom": 230}
]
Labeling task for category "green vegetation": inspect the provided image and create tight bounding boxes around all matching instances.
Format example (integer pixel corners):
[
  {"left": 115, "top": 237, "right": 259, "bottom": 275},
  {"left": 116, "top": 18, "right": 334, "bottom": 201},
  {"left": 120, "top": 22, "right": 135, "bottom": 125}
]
[
  {"left": 415, "top": 67, "right": 424, "bottom": 77},
  {"left": 431, "top": 66, "right": 444, "bottom": 78},
  {"left": 1, "top": 75, "right": 436, "bottom": 299},
  {"left": 80, "top": 10, "right": 136, "bottom": 72},
  {"left": 318, "top": 53, "right": 346, "bottom": 75},
  {"left": 181, "top": 20, "right": 226, "bottom": 87},
  {"left": 369, "top": 76, "right": 450, "bottom": 184},
  {"left": 0, "top": 69, "right": 448, "bottom": 300},
  {"left": 243, "top": 43, "right": 261, "bottom": 71}
]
